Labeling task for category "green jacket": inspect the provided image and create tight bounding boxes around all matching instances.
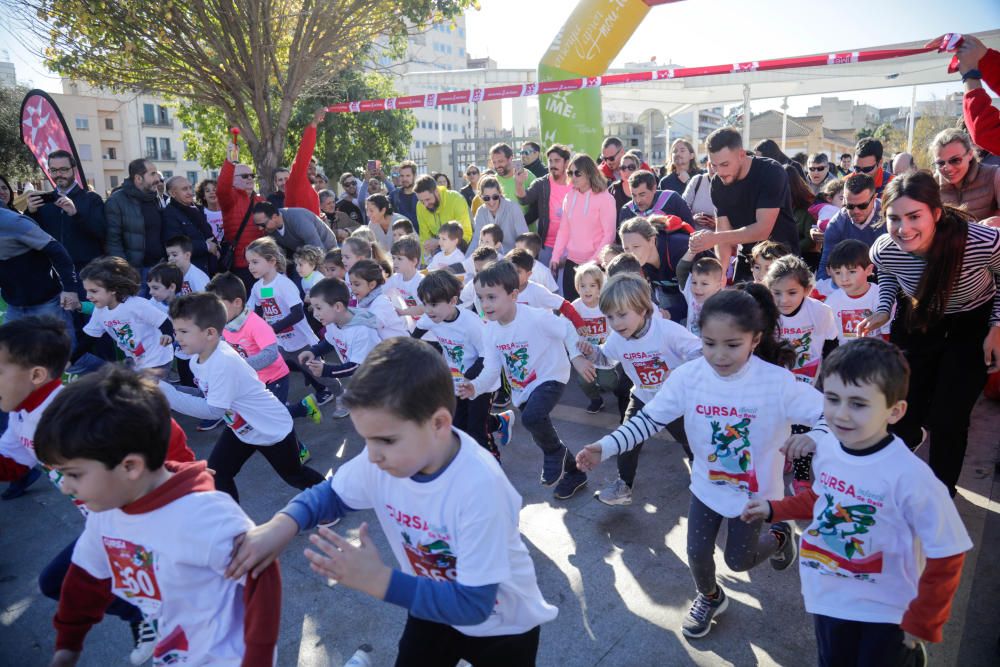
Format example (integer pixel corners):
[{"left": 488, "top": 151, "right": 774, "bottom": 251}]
[{"left": 417, "top": 186, "right": 473, "bottom": 245}]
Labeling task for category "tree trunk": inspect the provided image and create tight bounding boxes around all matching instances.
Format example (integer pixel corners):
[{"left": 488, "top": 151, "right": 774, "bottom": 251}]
[{"left": 242, "top": 124, "right": 285, "bottom": 198}]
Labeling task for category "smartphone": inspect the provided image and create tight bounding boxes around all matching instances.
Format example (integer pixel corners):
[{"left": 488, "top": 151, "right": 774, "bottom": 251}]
[
  {"left": 367, "top": 160, "right": 377, "bottom": 173},
  {"left": 512, "top": 158, "right": 523, "bottom": 172},
  {"left": 37, "top": 191, "right": 59, "bottom": 204}
]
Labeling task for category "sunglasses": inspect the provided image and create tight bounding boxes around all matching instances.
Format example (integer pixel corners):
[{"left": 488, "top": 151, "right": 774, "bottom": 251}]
[
  {"left": 481, "top": 194, "right": 501, "bottom": 202},
  {"left": 808, "top": 166, "right": 827, "bottom": 172},
  {"left": 933, "top": 153, "right": 968, "bottom": 169},
  {"left": 569, "top": 169, "right": 584, "bottom": 177},
  {"left": 844, "top": 195, "right": 875, "bottom": 211},
  {"left": 621, "top": 164, "right": 638, "bottom": 172},
  {"left": 854, "top": 164, "right": 877, "bottom": 174},
  {"left": 238, "top": 173, "right": 256, "bottom": 179},
  {"left": 519, "top": 150, "right": 533, "bottom": 156},
  {"left": 467, "top": 170, "right": 480, "bottom": 176}
]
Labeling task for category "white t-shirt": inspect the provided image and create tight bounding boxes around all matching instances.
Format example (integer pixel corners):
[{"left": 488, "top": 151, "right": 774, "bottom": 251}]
[
  {"left": 248, "top": 274, "right": 318, "bottom": 351},
  {"left": 191, "top": 342, "right": 293, "bottom": 445},
  {"left": 601, "top": 355, "right": 825, "bottom": 517},
  {"left": 148, "top": 297, "right": 192, "bottom": 361},
  {"left": 71, "top": 483, "right": 255, "bottom": 665},
  {"left": 332, "top": 429, "right": 558, "bottom": 636},
  {"left": 823, "top": 283, "right": 891, "bottom": 343},
  {"left": 360, "top": 292, "right": 410, "bottom": 340},
  {"left": 459, "top": 281, "right": 483, "bottom": 317},
  {"left": 600, "top": 317, "right": 702, "bottom": 403},
  {"left": 181, "top": 265, "right": 210, "bottom": 295},
  {"left": 204, "top": 208, "right": 225, "bottom": 242},
  {"left": 516, "top": 281, "right": 563, "bottom": 311},
  {"left": 324, "top": 321, "right": 381, "bottom": 365},
  {"left": 472, "top": 305, "right": 579, "bottom": 406},
  {"left": 301, "top": 271, "right": 323, "bottom": 295},
  {"left": 571, "top": 299, "right": 615, "bottom": 370},
  {"left": 417, "top": 309, "right": 485, "bottom": 392},
  {"left": 530, "top": 259, "right": 559, "bottom": 294},
  {"left": 798, "top": 433, "right": 972, "bottom": 624},
  {"left": 386, "top": 272, "right": 424, "bottom": 332},
  {"left": 681, "top": 281, "right": 707, "bottom": 337},
  {"left": 778, "top": 297, "right": 838, "bottom": 385},
  {"left": 84, "top": 297, "right": 172, "bottom": 369},
  {"left": 428, "top": 248, "right": 465, "bottom": 273}
]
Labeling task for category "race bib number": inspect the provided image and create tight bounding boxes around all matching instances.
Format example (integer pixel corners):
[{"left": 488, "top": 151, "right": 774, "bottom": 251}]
[
  {"left": 632, "top": 358, "right": 669, "bottom": 389},
  {"left": 103, "top": 537, "right": 163, "bottom": 614},
  {"left": 224, "top": 410, "right": 254, "bottom": 437},
  {"left": 838, "top": 308, "right": 870, "bottom": 338}
]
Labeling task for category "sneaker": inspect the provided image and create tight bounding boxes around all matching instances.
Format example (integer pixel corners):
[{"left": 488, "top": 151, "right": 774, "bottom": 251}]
[
  {"left": 906, "top": 641, "right": 928, "bottom": 667},
  {"left": 298, "top": 441, "right": 312, "bottom": 464},
  {"left": 129, "top": 618, "right": 158, "bottom": 665},
  {"left": 196, "top": 417, "right": 223, "bottom": 431},
  {"left": 595, "top": 477, "right": 632, "bottom": 506},
  {"left": 492, "top": 392, "right": 511, "bottom": 409},
  {"left": 681, "top": 587, "right": 728, "bottom": 638},
  {"left": 553, "top": 470, "right": 587, "bottom": 499},
  {"left": 315, "top": 388, "right": 336, "bottom": 406},
  {"left": 769, "top": 522, "right": 797, "bottom": 571},
  {"left": 301, "top": 394, "right": 323, "bottom": 424},
  {"left": 1, "top": 468, "right": 42, "bottom": 500},
  {"left": 540, "top": 449, "right": 568, "bottom": 487},
  {"left": 331, "top": 396, "right": 350, "bottom": 419},
  {"left": 493, "top": 410, "right": 515, "bottom": 448},
  {"left": 586, "top": 396, "right": 604, "bottom": 414}
]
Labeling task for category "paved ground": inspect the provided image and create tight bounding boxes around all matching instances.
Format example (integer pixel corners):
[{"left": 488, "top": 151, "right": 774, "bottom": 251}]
[{"left": 1, "top": 379, "right": 998, "bottom": 667}]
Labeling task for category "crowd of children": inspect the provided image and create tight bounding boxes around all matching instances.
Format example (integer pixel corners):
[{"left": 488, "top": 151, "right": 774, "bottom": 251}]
[{"left": 0, "top": 159, "right": 988, "bottom": 667}]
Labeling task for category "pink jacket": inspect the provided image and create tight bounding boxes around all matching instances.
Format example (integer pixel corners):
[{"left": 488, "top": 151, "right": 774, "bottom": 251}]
[{"left": 552, "top": 189, "right": 617, "bottom": 264}]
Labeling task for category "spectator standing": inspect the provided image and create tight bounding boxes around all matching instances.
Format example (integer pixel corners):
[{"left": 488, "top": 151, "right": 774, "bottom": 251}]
[
  {"left": 891, "top": 152, "right": 918, "bottom": 176},
  {"left": 550, "top": 154, "right": 617, "bottom": 301},
  {"left": 320, "top": 189, "right": 360, "bottom": 242},
  {"left": 954, "top": 33, "right": 999, "bottom": 155},
  {"left": 217, "top": 142, "right": 265, "bottom": 291},
  {"left": 620, "top": 169, "right": 696, "bottom": 228},
  {"left": 152, "top": 171, "right": 169, "bottom": 208},
  {"left": 608, "top": 152, "right": 643, "bottom": 212},
  {"left": 414, "top": 175, "right": 473, "bottom": 257},
  {"left": 930, "top": 128, "right": 1000, "bottom": 221},
  {"left": 283, "top": 109, "right": 325, "bottom": 215},
  {"left": 161, "top": 175, "right": 218, "bottom": 274},
  {"left": 0, "top": 176, "right": 13, "bottom": 209},
  {"left": 196, "top": 179, "right": 224, "bottom": 244},
  {"left": 460, "top": 164, "right": 480, "bottom": 207},
  {"left": 805, "top": 153, "right": 837, "bottom": 196},
  {"left": 516, "top": 144, "right": 573, "bottom": 267},
  {"left": 336, "top": 173, "right": 365, "bottom": 226},
  {"left": 599, "top": 137, "right": 626, "bottom": 182},
  {"left": 854, "top": 138, "right": 893, "bottom": 196},
  {"left": 816, "top": 173, "right": 885, "bottom": 282},
  {"left": 251, "top": 203, "right": 338, "bottom": 256},
  {"left": 689, "top": 128, "right": 801, "bottom": 281},
  {"left": 471, "top": 176, "right": 528, "bottom": 250},
  {"left": 659, "top": 138, "right": 703, "bottom": 194},
  {"left": 491, "top": 143, "right": 534, "bottom": 216},
  {"left": 105, "top": 158, "right": 165, "bottom": 279},
  {"left": 520, "top": 141, "right": 548, "bottom": 178},
  {"left": 266, "top": 168, "right": 290, "bottom": 208},
  {"left": 390, "top": 160, "right": 419, "bottom": 227},
  {"left": 682, "top": 160, "right": 718, "bottom": 231},
  {"left": 836, "top": 152, "right": 853, "bottom": 177}
]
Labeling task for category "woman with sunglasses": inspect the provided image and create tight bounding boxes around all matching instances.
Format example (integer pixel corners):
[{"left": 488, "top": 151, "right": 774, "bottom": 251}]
[
  {"left": 859, "top": 171, "right": 1000, "bottom": 497},
  {"left": 608, "top": 152, "right": 643, "bottom": 212},
  {"left": 460, "top": 164, "right": 480, "bottom": 207},
  {"left": 931, "top": 128, "right": 1000, "bottom": 222},
  {"left": 470, "top": 176, "right": 528, "bottom": 250},
  {"left": 659, "top": 138, "right": 703, "bottom": 195},
  {"left": 550, "top": 154, "right": 617, "bottom": 301}
]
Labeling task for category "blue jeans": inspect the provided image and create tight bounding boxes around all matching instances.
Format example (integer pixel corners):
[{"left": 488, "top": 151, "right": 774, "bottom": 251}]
[
  {"left": 4, "top": 295, "right": 77, "bottom": 350},
  {"left": 517, "top": 380, "right": 566, "bottom": 456}
]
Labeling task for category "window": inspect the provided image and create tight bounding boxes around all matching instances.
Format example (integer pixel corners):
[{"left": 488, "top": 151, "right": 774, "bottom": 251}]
[
  {"left": 105, "top": 118, "right": 114, "bottom": 130},
  {"left": 146, "top": 137, "right": 157, "bottom": 159},
  {"left": 143, "top": 104, "right": 155, "bottom": 124},
  {"left": 160, "top": 138, "right": 172, "bottom": 159},
  {"left": 106, "top": 147, "right": 117, "bottom": 160},
  {"left": 162, "top": 170, "right": 173, "bottom": 179},
  {"left": 75, "top": 116, "right": 89, "bottom": 130},
  {"left": 187, "top": 171, "right": 198, "bottom": 184},
  {"left": 157, "top": 105, "right": 169, "bottom": 125},
  {"left": 109, "top": 175, "right": 119, "bottom": 188},
  {"left": 77, "top": 144, "right": 92, "bottom": 161}
]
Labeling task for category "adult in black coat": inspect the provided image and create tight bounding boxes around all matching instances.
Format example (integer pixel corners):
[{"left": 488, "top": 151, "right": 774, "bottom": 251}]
[{"left": 161, "top": 175, "right": 219, "bottom": 273}]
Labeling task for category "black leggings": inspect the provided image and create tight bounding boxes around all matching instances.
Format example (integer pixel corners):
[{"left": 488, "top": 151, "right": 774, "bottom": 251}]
[
  {"left": 207, "top": 428, "right": 324, "bottom": 503},
  {"left": 889, "top": 300, "right": 991, "bottom": 495},
  {"left": 562, "top": 258, "right": 580, "bottom": 302},
  {"left": 395, "top": 615, "right": 540, "bottom": 667}
]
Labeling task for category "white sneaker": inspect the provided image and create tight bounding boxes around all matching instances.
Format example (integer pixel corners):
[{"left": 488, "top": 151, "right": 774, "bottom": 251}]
[
  {"left": 129, "top": 618, "right": 157, "bottom": 665},
  {"left": 596, "top": 478, "right": 633, "bottom": 506},
  {"left": 331, "top": 396, "right": 350, "bottom": 419}
]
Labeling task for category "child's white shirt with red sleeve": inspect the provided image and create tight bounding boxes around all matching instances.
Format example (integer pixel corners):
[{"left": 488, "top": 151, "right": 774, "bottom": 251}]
[
  {"left": 778, "top": 296, "right": 838, "bottom": 384},
  {"left": 516, "top": 281, "right": 563, "bottom": 311},
  {"left": 59, "top": 462, "right": 279, "bottom": 665},
  {"left": 0, "top": 380, "right": 62, "bottom": 470},
  {"left": 823, "top": 284, "right": 892, "bottom": 343},
  {"left": 794, "top": 433, "right": 972, "bottom": 627}
]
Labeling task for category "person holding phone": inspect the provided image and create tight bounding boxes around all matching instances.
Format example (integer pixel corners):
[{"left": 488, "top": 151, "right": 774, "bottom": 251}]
[{"left": 490, "top": 143, "right": 534, "bottom": 216}]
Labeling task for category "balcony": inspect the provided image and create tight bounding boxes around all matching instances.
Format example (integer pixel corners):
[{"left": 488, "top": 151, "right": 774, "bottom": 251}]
[
  {"left": 142, "top": 118, "right": 174, "bottom": 128},
  {"left": 145, "top": 150, "right": 176, "bottom": 162}
]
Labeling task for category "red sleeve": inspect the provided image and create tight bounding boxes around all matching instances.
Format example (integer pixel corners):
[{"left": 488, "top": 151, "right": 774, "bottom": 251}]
[
  {"left": 284, "top": 125, "right": 320, "bottom": 215},
  {"left": 0, "top": 455, "right": 30, "bottom": 482},
  {"left": 965, "top": 88, "right": 1000, "bottom": 156},
  {"left": 54, "top": 563, "right": 114, "bottom": 651},
  {"left": 167, "top": 418, "right": 196, "bottom": 463},
  {"left": 218, "top": 160, "right": 236, "bottom": 213},
  {"left": 769, "top": 486, "right": 819, "bottom": 522},
  {"left": 559, "top": 300, "right": 585, "bottom": 329},
  {"left": 980, "top": 48, "right": 1000, "bottom": 92},
  {"left": 900, "top": 553, "right": 966, "bottom": 643},
  {"left": 241, "top": 559, "right": 282, "bottom": 667}
]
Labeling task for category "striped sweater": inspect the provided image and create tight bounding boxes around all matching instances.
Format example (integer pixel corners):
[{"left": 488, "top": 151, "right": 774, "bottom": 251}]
[{"left": 869, "top": 222, "right": 1000, "bottom": 325}]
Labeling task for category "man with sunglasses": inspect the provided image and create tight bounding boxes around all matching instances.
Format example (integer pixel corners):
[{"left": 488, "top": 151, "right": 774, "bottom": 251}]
[
  {"left": 520, "top": 141, "right": 547, "bottom": 178},
  {"left": 931, "top": 128, "right": 1000, "bottom": 221},
  {"left": 853, "top": 138, "right": 893, "bottom": 196},
  {"left": 516, "top": 144, "right": 572, "bottom": 266},
  {"left": 106, "top": 158, "right": 166, "bottom": 283},
  {"left": 218, "top": 140, "right": 266, "bottom": 290},
  {"left": 816, "top": 172, "right": 885, "bottom": 282},
  {"left": 251, "top": 202, "right": 337, "bottom": 254},
  {"left": 805, "top": 153, "right": 837, "bottom": 196}
]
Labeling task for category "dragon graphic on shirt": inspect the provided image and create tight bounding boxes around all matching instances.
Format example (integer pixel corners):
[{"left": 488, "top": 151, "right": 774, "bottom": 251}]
[
  {"left": 111, "top": 322, "right": 145, "bottom": 358},
  {"left": 444, "top": 344, "right": 465, "bottom": 372},
  {"left": 401, "top": 530, "right": 457, "bottom": 581},
  {"left": 705, "top": 417, "right": 758, "bottom": 492},
  {"left": 801, "top": 493, "right": 883, "bottom": 578},
  {"left": 502, "top": 346, "right": 537, "bottom": 389},
  {"left": 789, "top": 330, "right": 813, "bottom": 368}
]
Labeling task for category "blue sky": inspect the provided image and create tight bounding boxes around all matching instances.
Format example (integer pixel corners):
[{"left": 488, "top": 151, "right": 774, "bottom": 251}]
[{"left": 2, "top": 0, "right": 998, "bottom": 115}]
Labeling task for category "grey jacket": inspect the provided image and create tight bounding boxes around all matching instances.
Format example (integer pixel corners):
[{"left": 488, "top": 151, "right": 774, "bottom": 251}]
[
  {"left": 272, "top": 207, "right": 339, "bottom": 252},
  {"left": 471, "top": 198, "right": 529, "bottom": 250},
  {"left": 106, "top": 181, "right": 160, "bottom": 267}
]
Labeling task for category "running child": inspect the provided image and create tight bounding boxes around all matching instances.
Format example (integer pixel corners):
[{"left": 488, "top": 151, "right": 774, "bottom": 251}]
[
  {"left": 479, "top": 223, "right": 504, "bottom": 253},
  {"left": 576, "top": 273, "right": 702, "bottom": 506},
  {"left": 164, "top": 235, "right": 210, "bottom": 294},
  {"left": 457, "top": 260, "right": 596, "bottom": 500},
  {"left": 677, "top": 256, "right": 726, "bottom": 336},
  {"left": 576, "top": 289, "right": 826, "bottom": 638},
  {"left": 321, "top": 248, "right": 346, "bottom": 281},
  {"left": 78, "top": 257, "right": 174, "bottom": 374},
  {"left": 514, "top": 232, "right": 559, "bottom": 293},
  {"left": 387, "top": 236, "right": 425, "bottom": 328},
  {"left": 391, "top": 219, "right": 415, "bottom": 244},
  {"left": 750, "top": 240, "right": 792, "bottom": 284},
  {"left": 294, "top": 244, "right": 325, "bottom": 303},
  {"left": 741, "top": 338, "right": 971, "bottom": 666},
  {"left": 37, "top": 367, "right": 280, "bottom": 667},
  {"left": 348, "top": 259, "right": 409, "bottom": 339},
  {"left": 147, "top": 262, "right": 196, "bottom": 386},
  {"left": 823, "top": 239, "right": 891, "bottom": 343},
  {"left": 159, "top": 292, "right": 325, "bottom": 502},
  {"left": 428, "top": 221, "right": 466, "bottom": 273},
  {"left": 414, "top": 270, "right": 500, "bottom": 459},
  {"left": 570, "top": 262, "right": 621, "bottom": 415},
  {"left": 459, "top": 246, "right": 498, "bottom": 314},
  {"left": 226, "top": 338, "right": 557, "bottom": 666}
]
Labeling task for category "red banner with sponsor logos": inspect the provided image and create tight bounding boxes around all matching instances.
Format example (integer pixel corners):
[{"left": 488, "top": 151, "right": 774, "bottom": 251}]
[{"left": 20, "top": 89, "right": 87, "bottom": 189}]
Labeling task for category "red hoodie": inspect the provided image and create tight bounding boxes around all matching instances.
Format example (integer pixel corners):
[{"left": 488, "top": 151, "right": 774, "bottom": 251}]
[
  {"left": 964, "top": 48, "right": 1000, "bottom": 155},
  {"left": 54, "top": 461, "right": 280, "bottom": 666},
  {"left": 284, "top": 124, "right": 321, "bottom": 215}
]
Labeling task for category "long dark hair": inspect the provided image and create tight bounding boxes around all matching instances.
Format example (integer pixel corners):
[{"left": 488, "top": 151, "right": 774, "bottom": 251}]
[
  {"left": 783, "top": 164, "right": 814, "bottom": 211},
  {"left": 881, "top": 171, "right": 973, "bottom": 330},
  {"left": 699, "top": 285, "right": 796, "bottom": 369},
  {"left": 754, "top": 139, "right": 790, "bottom": 165},
  {"left": 0, "top": 175, "right": 13, "bottom": 209}
]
